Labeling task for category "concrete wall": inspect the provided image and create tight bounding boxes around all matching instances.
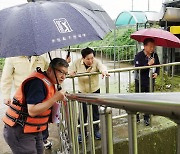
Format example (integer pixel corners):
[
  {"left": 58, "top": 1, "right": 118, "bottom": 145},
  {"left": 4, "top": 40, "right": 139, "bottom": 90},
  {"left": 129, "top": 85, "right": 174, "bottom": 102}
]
[{"left": 93, "top": 116, "right": 177, "bottom": 154}]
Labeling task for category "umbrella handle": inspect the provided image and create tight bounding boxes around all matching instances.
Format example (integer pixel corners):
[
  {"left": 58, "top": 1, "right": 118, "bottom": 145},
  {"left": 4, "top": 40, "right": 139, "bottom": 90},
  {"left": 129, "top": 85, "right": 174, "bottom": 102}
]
[
  {"left": 66, "top": 46, "right": 71, "bottom": 58},
  {"left": 67, "top": 51, "right": 70, "bottom": 58},
  {"left": 57, "top": 84, "right": 62, "bottom": 91}
]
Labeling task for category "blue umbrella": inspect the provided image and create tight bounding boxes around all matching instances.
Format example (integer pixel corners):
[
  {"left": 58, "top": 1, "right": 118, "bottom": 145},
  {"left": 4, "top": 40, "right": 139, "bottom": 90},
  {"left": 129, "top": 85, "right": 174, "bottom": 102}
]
[
  {"left": 34, "top": 0, "right": 115, "bottom": 30},
  {"left": 0, "top": 1, "right": 111, "bottom": 57}
]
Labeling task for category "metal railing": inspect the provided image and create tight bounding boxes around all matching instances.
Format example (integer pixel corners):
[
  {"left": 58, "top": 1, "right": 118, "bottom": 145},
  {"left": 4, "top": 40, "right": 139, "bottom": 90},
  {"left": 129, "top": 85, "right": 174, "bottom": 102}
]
[
  {"left": 66, "top": 92, "right": 180, "bottom": 154},
  {"left": 57, "top": 62, "right": 180, "bottom": 154},
  {"left": 47, "top": 45, "right": 136, "bottom": 68},
  {"left": 66, "top": 62, "right": 180, "bottom": 94}
]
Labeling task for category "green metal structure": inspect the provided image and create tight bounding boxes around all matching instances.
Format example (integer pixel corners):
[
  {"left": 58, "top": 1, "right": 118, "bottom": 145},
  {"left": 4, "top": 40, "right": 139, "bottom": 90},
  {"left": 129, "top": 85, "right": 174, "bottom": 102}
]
[{"left": 115, "top": 11, "right": 159, "bottom": 27}]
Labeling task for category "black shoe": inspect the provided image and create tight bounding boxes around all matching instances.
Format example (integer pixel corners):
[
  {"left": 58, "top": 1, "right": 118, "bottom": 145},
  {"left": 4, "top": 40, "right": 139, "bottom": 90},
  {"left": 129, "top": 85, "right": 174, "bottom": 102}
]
[
  {"left": 78, "top": 134, "right": 88, "bottom": 143},
  {"left": 78, "top": 134, "right": 82, "bottom": 143},
  {"left": 43, "top": 140, "right": 52, "bottom": 149},
  {"left": 136, "top": 114, "right": 140, "bottom": 123},
  {"left": 137, "top": 118, "right": 140, "bottom": 124},
  {"left": 94, "top": 131, "right": 101, "bottom": 140},
  {"left": 144, "top": 119, "right": 150, "bottom": 126}
]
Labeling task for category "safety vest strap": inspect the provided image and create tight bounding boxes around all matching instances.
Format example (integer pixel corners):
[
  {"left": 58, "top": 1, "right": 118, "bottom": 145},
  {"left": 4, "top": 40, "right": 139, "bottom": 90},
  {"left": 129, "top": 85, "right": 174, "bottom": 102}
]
[
  {"left": 9, "top": 105, "right": 50, "bottom": 118},
  {"left": 6, "top": 113, "right": 25, "bottom": 127},
  {"left": 6, "top": 113, "right": 48, "bottom": 128},
  {"left": 12, "top": 97, "right": 26, "bottom": 107},
  {"left": 9, "top": 105, "right": 28, "bottom": 116}
]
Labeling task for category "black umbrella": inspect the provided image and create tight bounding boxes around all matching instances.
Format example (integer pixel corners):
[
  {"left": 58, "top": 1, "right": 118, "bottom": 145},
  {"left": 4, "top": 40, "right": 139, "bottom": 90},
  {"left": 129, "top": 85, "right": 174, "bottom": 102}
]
[
  {"left": 34, "top": 0, "right": 115, "bottom": 30},
  {"left": 0, "top": 1, "right": 110, "bottom": 57}
]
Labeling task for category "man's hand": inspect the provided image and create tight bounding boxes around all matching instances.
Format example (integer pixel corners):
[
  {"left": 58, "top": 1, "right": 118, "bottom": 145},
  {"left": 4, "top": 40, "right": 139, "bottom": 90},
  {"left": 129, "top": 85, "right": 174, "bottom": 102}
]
[
  {"left": 4, "top": 98, "right": 11, "bottom": 106},
  {"left": 69, "top": 71, "right": 76, "bottom": 76},
  {"left": 28, "top": 90, "right": 67, "bottom": 117},
  {"left": 66, "top": 56, "right": 71, "bottom": 63},
  {"left": 101, "top": 71, "right": 110, "bottom": 79},
  {"left": 148, "top": 58, "right": 155, "bottom": 66},
  {"left": 152, "top": 73, "right": 158, "bottom": 79},
  {"left": 53, "top": 90, "right": 67, "bottom": 102}
]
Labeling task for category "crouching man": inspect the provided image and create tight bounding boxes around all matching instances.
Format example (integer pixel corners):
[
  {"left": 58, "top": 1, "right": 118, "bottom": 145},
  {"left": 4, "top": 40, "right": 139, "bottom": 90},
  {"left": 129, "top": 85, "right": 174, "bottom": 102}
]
[{"left": 3, "top": 58, "right": 68, "bottom": 154}]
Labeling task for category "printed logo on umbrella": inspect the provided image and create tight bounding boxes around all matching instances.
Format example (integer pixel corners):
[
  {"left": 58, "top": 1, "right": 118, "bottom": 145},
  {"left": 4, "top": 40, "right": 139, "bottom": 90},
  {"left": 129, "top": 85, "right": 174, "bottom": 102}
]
[{"left": 53, "top": 18, "right": 73, "bottom": 33}]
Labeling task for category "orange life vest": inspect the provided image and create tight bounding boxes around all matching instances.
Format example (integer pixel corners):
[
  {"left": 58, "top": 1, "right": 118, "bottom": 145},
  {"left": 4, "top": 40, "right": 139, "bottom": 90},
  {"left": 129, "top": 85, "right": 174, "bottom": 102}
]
[{"left": 3, "top": 71, "right": 55, "bottom": 133}]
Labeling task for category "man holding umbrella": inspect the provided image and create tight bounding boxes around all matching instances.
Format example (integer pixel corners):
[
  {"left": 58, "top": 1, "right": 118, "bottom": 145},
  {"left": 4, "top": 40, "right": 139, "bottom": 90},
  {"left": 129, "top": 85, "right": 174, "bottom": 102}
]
[
  {"left": 3, "top": 58, "right": 68, "bottom": 154},
  {"left": 134, "top": 38, "right": 160, "bottom": 126},
  {"left": 131, "top": 28, "right": 180, "bottom": 125},
  {"left": 0, "top": 0, "right": 111, "bottom": 150}
]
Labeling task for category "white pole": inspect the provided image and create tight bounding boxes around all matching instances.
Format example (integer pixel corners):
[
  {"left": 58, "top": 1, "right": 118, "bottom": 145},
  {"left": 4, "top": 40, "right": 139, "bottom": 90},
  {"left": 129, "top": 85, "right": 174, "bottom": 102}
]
[
  {"left": 148, "top": 0, "right": 150, "bottom": 11},
  {"left": 132, "top": 0, "right": 134, "bottom": 11}
]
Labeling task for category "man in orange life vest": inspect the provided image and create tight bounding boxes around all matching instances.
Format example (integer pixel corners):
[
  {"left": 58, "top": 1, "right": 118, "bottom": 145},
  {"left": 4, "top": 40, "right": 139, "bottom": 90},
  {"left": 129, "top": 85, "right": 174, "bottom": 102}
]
[{"left": 3, "top": 58, "right": 69, "bottom": 154}]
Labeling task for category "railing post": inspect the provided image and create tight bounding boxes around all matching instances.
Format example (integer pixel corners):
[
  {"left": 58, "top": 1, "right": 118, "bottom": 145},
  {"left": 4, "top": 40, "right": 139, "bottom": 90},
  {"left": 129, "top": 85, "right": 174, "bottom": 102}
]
[
  {"left": 68, "top": 100, "right": 77, "bottom": 154},
  {"left": 70, "top": 78, "right": 79, "bottom": 154},
  {"left": 118, "top": 47, "right": 120, "bottom": 67},
  {"left": 118, "top": 72, "right": 121, "bottom": 93},
  {"left": 105, "top": 76, "right": 110, "bottom": 93},
  {"left": 99, "top": 106, "right": 113, "bottom": 154},
  {"left": 79, "top": 103, "right": 87, "bottom": 154},
  {"left": 88, "top": 75, "right": 95, "bottom": 154},
  {"left": 118, "top": 72, "right": 121, "bottom": 114},
  {"left": 129, "top": 71, "right": 131, "bottom": 93},
  {"left": 87, "top": 104, "right": 95, "bottom": 154},
  {"left": 72, "top": 78, "right": 76, "bottom": 93},
  {"left": 66, "top": 101, "right": 72, "bottom": 152},
  {"left": 149, "top": 68, "right": 153, "bottom": 92},
  {"left": 128, "top": 112, "right": 138, "bottom": 154},
  {"left": 161, "top": 66, "right": 164, "bottom": 91},
  {"left": 126, "top": 46, "right": 128, "bottom": 60},
  {"left": 138, "top": 70, "right": 141, "bottom": 93},
  {"left": 72, "top": 101, "right": 80, "bottom": 154},
  {"left": 57, "top": 100, "right": 70, "bottom": 153},
  {"left": 172, "top": 65, "right": 174, "bottom": 78},
  {"left": 177, "top": 123, "right": 180, "bottom": 154},
  {"left": 113, "top": 29, "right": 116, "bottom": 69}
]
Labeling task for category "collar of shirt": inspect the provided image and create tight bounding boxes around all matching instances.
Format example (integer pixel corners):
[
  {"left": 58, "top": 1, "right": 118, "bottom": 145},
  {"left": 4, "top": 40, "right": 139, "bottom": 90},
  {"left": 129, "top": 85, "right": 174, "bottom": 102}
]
[
  {"left": 80, "top": 59, "right": 94, "bottom": 71},
  {"left": 143, "top": 50, "right": 155, "bottom": 58}
]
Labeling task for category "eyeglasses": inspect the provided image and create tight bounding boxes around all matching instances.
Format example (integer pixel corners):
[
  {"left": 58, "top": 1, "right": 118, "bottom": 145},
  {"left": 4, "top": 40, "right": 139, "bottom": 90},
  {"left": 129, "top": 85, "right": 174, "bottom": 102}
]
[{"left": 55, "top": 68, "right": 68, "bottom": 76}]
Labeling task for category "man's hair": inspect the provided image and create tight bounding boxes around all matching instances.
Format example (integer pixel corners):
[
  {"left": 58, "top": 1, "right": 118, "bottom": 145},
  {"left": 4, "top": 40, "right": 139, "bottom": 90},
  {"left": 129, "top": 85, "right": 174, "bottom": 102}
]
[
  {"left": 81, "top": 47, "right": 95, "bottom": 58},
  {"left": 143, "top": 38, "right": 155, "bottom": 46},
  {"left": 49, "top": 58, "right": 69, "bottom": 69}
]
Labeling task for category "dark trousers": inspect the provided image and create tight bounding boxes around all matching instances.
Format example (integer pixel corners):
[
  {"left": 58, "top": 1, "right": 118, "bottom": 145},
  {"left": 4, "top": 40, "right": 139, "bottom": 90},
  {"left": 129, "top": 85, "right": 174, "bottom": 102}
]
[
  {"left": 78, "top": 89, "right": 100, "bottom": 134},
  {"left": 3, "top": 124, "right": 43, "bottom": 154},
  {"left": 42, "top": 125, "right": 49, "bottom": 141},
  {"left": 135, "top": 79, "right": 155, "bottom": 93},
  {"left": 135, "top": 80, "right": 153, "bottom": 120}
]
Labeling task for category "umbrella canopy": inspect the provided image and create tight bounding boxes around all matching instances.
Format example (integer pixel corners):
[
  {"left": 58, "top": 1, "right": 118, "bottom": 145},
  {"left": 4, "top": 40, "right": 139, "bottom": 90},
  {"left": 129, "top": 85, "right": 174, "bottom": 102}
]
[
  {"left": 131, "top": 28, "right": 180, "bottom": 48},
  {"left": 0, "top": 1, "right": 110, "bottom": 57},
  {"left": 34, "top": 0, "right": 115, "bottom": 30}
]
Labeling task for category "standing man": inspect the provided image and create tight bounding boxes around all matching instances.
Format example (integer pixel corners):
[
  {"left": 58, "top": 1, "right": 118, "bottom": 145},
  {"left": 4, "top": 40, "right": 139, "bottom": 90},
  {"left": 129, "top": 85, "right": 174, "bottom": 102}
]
[
  {"left": 1, "top": 56, "right": 49, "bottom": 106},
  {"left": 3, "top": 58, "right": 68, "bottom": 154},
  {"left": 0, "top": 56, "right": 53, "bottom": 148},
  {"left": 134, "top": 38, "right": 160, "bottom": 126},
  {"left": 69, "top": 47, "right": 109, "bottom": 142}
]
